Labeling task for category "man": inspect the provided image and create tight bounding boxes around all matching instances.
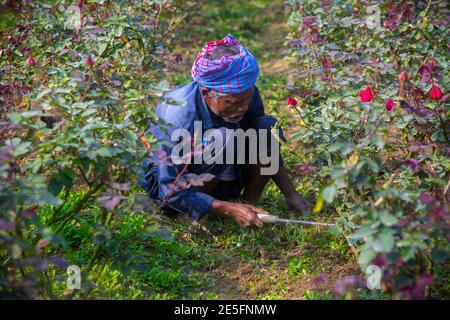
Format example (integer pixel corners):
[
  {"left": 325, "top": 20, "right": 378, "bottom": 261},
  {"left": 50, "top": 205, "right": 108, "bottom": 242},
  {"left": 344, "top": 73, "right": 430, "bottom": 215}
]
[{"left": 139, "top": 34, "right": 312, "bottom": 228}]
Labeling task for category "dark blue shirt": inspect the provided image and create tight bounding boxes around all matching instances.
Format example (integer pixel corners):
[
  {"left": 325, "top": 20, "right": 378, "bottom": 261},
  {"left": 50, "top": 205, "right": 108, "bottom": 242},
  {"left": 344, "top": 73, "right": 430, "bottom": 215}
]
[{"left": 139, "top": 81, "right": 265, "bottom": 220}]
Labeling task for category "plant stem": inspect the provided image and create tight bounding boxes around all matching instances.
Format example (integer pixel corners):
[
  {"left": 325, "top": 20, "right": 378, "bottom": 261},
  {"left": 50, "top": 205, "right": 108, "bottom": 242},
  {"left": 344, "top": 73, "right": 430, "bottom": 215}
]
[{"left": 54, "top": 182, "right": 103, "bottom": 234}]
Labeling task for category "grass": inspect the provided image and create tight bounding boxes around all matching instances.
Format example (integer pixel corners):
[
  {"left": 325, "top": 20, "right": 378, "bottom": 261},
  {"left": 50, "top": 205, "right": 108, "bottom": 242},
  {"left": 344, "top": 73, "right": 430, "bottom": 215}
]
[{"left": 40, "top": 188, "right": 356, "bottom": 299}]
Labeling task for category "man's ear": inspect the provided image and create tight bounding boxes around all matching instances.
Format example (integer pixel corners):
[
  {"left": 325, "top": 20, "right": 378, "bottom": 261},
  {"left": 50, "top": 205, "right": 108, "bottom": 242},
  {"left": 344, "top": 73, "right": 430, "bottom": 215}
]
[
  {"left": 200, "top": 86, "right": 214, "bottom": 108},
  {"left": 200, "top": 86, "right": 211, "bottom": 98}
]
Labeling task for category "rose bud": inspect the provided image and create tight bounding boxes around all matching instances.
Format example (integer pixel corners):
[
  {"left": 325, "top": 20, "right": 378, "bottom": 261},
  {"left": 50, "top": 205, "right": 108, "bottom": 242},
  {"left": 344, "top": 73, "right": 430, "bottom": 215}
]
[
  {"left": 288, "top": 97, "right": 298, "bottom": 107},
  {"left": 398, "top": 71, "right": 408, "bottom": 82},
  {"left": 86, "top": 55, "right": 94, "bottom": 67},
  {"left": 385, "top": 98, "right": 395, "bottom": 112},
  {"left": 27, "top": 55, "right": 36, "bottom": 66}
]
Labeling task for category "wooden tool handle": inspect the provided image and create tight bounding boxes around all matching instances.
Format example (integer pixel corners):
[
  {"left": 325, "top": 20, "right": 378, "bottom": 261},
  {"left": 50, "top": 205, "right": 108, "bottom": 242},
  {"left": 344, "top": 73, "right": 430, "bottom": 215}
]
[{"left": 257, "top": 214, "right": 279, "bottom": 224}]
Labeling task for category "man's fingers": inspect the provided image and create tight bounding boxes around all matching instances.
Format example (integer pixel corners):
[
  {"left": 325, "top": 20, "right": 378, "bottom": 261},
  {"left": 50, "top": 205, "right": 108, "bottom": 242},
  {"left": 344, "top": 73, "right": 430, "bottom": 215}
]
[
  {"left": 232, "top": 204, "right": 266, "bottom": 228},
  {"left": 241, "top": 204, "right": 266, "bottom": 227},
  {"left": 253, "top": 215, "right": 264, "bottom": 228},
  {"left": 243, "top": 207, "right": 264, "bottom": 227},
  {"left": 243, "top": 206, "right": 264, "bottom": 228},
  {"left": 244, "top": 204, "right": 269, "bottom": 216}
]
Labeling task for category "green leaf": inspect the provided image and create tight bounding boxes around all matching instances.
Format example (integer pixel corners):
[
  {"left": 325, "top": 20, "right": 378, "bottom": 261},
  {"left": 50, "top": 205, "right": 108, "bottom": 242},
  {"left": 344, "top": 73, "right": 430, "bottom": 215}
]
[
  {"left": 8, "top": 113, "right": 22, "bottom": 124},
  {"left": 327, "top": 141, "right": 354, "bottom": 155},
  {"left": 371, "top": 133, "right": 386, "bottom": 149},
  {"left": 82, "top": 108, "right": 97, "bottom": 117},
  {"left": 93, "top": 234, "right": 108, "bottom": 244},
  {"left": 21, "top": 110, "right": 43, "bottom": 118},
  {"left": 322, "top": 183, "right": 337, "bottom": 203},
  {"left": 98, "top": 42, "right": 108, "bottom": 55},
  {"left": 64, "top": 5, "right": 82, "bottom": 30},
  {"left": 97, "top": 147, "right": 113, "bottom": 157},
  {"left": 22, "top": 159, "right": 42, "bottom": 173},
  {"left": 156, "top": 80, "right": 170, "bottom": 92},
  {"left": 379, "top": 210, "right": 399, "bottom": 227},
  {"left": 431, "top": 247, "right": 449, "bottom": 263},
  {"left": 35, "top": 88, "right": 53, "bottom": 100},
  {"left": 349, "top": 226, "right": 375, "bottom": 240},
  {"left": 48, "top": 168, "right": 75, "bottom": 195},
  {"left": 372, "top": 230, "right": 395, "bottom": 253},
  {"left": 48, "top": 176, "right": 64, "bottom": 196},
  {"left": 163, "top": 97, "right": 187, "bottom": 107},
  {"left": 358, "top": 247, "right": 376, "bottom": 265},
  {"left": 12, "top": 141, "right": 32, "bottom": 157}
]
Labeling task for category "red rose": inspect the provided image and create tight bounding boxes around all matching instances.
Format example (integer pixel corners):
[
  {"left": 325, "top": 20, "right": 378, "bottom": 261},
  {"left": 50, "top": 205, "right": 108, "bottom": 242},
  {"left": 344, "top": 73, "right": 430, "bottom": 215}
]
[
  {"left": 398, "top": 71, "right": 408, "bottom": 82},
  {"left": 27, "top": 55, "right": 36, "bottom": 66},
  {"left": 288, "top": 97, "right": 298, "bottom": 107},
  {"left": 86, "top": 55, "right": 94, "bottom": 67},
  {"left": 429, "top": 86, "right": 443, "bottom": 101},
  {"left": 385, "top": 98, "right": 395, "bottom": 112},
  {"left": 358, "top": 86, "right": 374, "bottom": 102}
]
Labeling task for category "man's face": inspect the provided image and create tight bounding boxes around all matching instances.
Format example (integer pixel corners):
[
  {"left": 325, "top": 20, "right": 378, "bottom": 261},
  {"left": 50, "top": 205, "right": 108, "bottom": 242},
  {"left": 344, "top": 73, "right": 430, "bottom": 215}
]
[{"left": 203, "top": 87, "right": 254, "bottom": 123}]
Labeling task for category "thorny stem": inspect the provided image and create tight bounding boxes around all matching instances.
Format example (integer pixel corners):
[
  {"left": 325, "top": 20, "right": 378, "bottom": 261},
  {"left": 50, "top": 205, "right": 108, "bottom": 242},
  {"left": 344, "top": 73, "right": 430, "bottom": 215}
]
[
  {"left": 154, "top": 0, "right": 167, "bottom": 28},
  {"left": 291, "top": 104, "right": 307, "bottom": 127},
  {"left": 78, "top": 165, "right": 92, "bottom": 187},
  {"left": 80, "top": 71, "right": 92, "bottom": 102},
  {"left": 437, "top": 110, "right": 449, "bottom": 143}
]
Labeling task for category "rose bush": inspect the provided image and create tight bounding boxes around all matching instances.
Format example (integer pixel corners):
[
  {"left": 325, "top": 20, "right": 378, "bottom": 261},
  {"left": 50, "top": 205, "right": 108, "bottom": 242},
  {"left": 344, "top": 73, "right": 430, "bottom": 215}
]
[
  {"left": 286, "top": 0, "right": 449, "bottom": 298},
  {"left": 0, "top": 0, "right": 199, "bottom": 299}
]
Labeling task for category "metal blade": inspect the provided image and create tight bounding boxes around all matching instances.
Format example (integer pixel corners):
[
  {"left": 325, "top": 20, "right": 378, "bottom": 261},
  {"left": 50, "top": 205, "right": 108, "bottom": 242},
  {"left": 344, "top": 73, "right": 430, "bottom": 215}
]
[{"left": 276, "top": 217, "right": 336, "bottom": 227}]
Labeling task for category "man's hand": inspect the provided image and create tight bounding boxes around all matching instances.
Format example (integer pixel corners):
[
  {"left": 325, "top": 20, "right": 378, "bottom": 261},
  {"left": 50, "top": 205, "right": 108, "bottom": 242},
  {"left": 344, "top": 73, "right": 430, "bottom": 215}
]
[
  {"left": 210, "top": 200, "right": 268, "bottom": 228},
  {"left": 287, "top": 193, "right": 313, "bottom": 215}
]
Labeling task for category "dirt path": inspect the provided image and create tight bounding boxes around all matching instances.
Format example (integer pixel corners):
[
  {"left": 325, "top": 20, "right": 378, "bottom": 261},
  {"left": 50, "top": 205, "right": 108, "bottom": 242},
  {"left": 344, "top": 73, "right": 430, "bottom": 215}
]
[{"left": 169, "top": 1, "right": 292, "bottom": 81}]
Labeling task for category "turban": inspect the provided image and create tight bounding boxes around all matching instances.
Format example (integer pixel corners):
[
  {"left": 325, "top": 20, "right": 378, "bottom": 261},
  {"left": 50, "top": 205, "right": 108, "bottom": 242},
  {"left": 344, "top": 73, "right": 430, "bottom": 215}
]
[{"left": 191, "top": 34, "right": 259, "bottom": 94}]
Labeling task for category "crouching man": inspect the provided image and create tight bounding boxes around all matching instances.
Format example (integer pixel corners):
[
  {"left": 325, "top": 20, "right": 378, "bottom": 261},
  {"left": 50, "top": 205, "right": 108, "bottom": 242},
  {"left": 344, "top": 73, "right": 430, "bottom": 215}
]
[{"left": 139, "top": 34, "right": 312, "bottom": 228}]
